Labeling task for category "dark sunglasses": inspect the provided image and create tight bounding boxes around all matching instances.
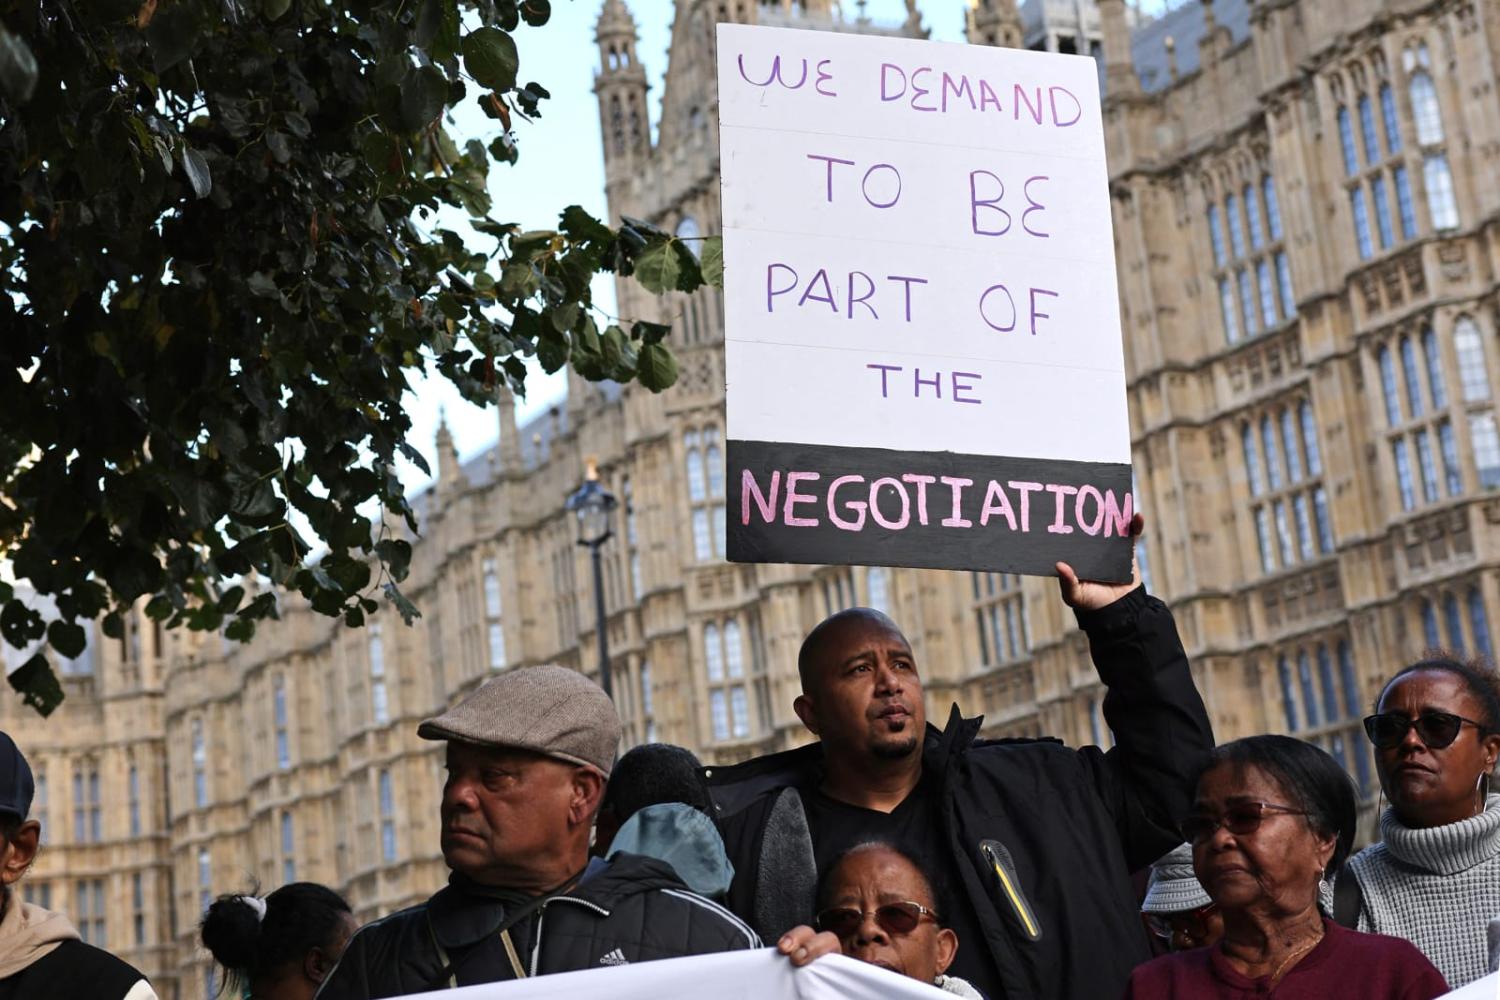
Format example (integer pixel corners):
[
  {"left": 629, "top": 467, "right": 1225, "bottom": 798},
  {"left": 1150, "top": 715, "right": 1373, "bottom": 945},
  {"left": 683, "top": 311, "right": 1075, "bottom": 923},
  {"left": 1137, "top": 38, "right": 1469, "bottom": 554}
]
[
  {"left": 1180, "top": 801, "right": 1307, "bottom": 844},
  {"left": 1362, "top": 711, "right": 1487, "bottom": 750},
  {"left": 1143, "top": 902, "right": 1218, "bottom": 941},
  {"left": 816, "top": 900, "right": 939, "bottom": 937}
]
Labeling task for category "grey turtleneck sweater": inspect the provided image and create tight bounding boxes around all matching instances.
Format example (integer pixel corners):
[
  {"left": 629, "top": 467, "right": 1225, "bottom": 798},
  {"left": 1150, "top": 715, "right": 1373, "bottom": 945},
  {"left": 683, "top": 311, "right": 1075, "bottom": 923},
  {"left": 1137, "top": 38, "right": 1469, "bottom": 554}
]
[{"left": 1343, "top": 792, "right": 1500, "bottom": 988}]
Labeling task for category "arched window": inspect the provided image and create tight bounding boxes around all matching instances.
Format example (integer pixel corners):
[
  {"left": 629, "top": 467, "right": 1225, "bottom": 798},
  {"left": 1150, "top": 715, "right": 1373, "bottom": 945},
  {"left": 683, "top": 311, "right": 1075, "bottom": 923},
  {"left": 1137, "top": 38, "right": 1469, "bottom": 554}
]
[
  {"left": 1298, "top": 651, "right": 1321, "bottom": 727},
  {"left": 1218, "top": 278, "right": 1239, "bottom": 344},
  {"left": 379, "top": 769, "right": 396, "bottom": 862},
  {"left": 1225, "top": 194, "right": 1245, "bottom": 257},
  {"left": 685, "top": 430, "right": 705, "bottom": 501},
  {"left": 866, "top": 566, "right": 890, "bottom": 614},
  {"left": 1408, "top": 72, "right": 1443, "bottom": 144},
  {"left": 1378, "top": 346, "right": 1402, "bottom": 426},
  {"left": 1420, "top": 598, "right": 1441, "bottom": 650},
  {"left": 1260, "top": 416, "right": 1283, "bottom": 490},
  {"left": 1262, "top": 177, "right": 1283, "bottom": 240},
  {"left": 1316, "top": 646, "right": 1341, "bottom": 721},
  {"left": 1206, "top": 204, "right": 1226, "bottom": 266},
  {"left": 1242, "top": 425, "right": 1264, "bottom": 496},
  {"left": 1399, "top": 337, "right": 1424, "bottom": 417},
  {"left": 704, "top": 427, "right": 724, "bottom": 496},
  {"left": 1277, "top": 656, "right": 1300, "bottom": 731},
  {"left": 1378, "top": 83, "right": 1402, "bottom": 154},
  {"left": 1280, "top": 409, "right": 1303, "bottom": 482},
  {"left": 1337, "top": 642, "right": 1361, "bottom": 719},
  {"left": 1299, "top": 401, "right": 1323, "bottom": 475},
  {"left": 1443, "top": 593, "right": 1465, "bottom": 651},
  {"left": 1469, "top": 588, "right": 1493, "bottom": 658},
  {"left": 1336, "top": 106, "right": 1359, "bottom": 175},
  {"left": 723, "top": 620, "right": 744, "bottom": 678},
  {"left": 1423, "top": 154, "right": 1459, "bottom": 230},
  {"left": 1350, "top": 188, "right": 1373, "bottom": 259},
  {"left": 1453, "top": 317, "right": 1491, "bottom": 402},
  {"left": 1422, "top": 328, "right": 1448, "bottom": 407},
  {"left": 1244, "top": 185, "right": 1264, "bottom": 249},
  {"left": 704, "top": 623, "right": 723, "bottom": 681},
  {"left": 1356, "top": 94, "right": 1379, "bottom": 165}
]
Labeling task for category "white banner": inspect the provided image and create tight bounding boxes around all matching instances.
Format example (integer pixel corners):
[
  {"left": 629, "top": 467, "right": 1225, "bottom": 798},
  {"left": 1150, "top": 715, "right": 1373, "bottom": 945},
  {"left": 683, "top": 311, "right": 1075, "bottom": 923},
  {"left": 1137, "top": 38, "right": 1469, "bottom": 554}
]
[{"left": 398, "top": 948, "right": 951, "bottom": 999}]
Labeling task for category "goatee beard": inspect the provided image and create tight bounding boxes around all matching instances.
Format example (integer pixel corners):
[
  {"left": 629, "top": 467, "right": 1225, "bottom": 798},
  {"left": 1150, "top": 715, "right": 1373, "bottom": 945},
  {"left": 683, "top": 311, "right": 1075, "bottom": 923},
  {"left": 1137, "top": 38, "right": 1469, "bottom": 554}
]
[{"left": 872, "top": 735, "right": 919, "bottom": 760}]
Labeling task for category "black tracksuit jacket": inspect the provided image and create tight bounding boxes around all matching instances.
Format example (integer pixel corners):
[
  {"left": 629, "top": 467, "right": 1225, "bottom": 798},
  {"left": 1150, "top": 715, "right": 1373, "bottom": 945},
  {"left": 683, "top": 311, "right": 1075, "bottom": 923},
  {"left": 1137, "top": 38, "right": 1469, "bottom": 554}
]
[
  {"left": 315, "top": 853, "right": 759, "bottom": 998},
  {"left": 707, "top": 586, "right": 1214, "bottom": 1000}
]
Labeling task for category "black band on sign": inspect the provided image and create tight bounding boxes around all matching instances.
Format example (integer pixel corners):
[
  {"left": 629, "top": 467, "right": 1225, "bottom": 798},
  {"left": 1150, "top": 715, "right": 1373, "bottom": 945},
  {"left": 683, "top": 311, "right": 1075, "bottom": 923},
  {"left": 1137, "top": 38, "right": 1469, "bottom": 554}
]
[{"left": 726, "top": 439, "right": 1134, "bottom": 582}]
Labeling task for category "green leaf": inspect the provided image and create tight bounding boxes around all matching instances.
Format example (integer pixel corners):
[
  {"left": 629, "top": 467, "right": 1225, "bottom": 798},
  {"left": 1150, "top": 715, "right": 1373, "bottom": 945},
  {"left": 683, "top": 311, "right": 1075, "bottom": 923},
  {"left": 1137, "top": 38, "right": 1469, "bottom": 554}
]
[
  {"left": 636, "top": 342, "right": 679, "bottom": 392},
  {"left": 631, "top": 320, "right": 671, "bottom": 345},
  {"left": 180, "top": 146, "right": 212, "bottom": 199},
  {"left": 325, "top": 555, "right": 371, "bottom": 595},
  {"left": 217, "top": 585, "right": 245, "bottom": 614},
  {"left": 560, "top": 205, "right": 611, "bottom": 242},
  {"left": 263, "top": 0, "right": 293, "bottom": 21},
  {"left": 225, "top": 617, "right": 256, "bottom": 642},
  {"left": 633, "top": 240, "right": 680, "bottom": 296},
  {"left": 462, "top": 27, "right": 519, "bottom": 93},
  {"left": 536, "top": 330, "right": 569, "bottom": 373},
  {"left": 520, "top": 0, "right": 551, "bottom": 27},
  {"left": 383, "top": 582, "right": 422, "bottom": 625},
  {"left": 375, "top": 538, "right": 412, "bottom": 582},
  {"left": 399, "top": 66, "right": 450, "bottom": 133},
  {"left": 9, "top": 655, "right": 62, "bottom": 717},
  {"left": 701, "top": 236, "right": 724, "bottom": 288},
  {"left": 46, "top": 621, "right": 87, "bottom": 660}
]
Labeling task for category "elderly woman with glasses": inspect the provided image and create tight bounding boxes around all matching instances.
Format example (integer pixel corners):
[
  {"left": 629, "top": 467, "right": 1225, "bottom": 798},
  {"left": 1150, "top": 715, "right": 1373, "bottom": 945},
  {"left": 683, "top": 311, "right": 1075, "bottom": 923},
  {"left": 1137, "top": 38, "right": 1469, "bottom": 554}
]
[
  {"left": 1337, "top": 655, "right": 1500, "bottom": 987},
  {"left": 1125, "top": 735, "right": 1446, "bottom": 999},
  {"left": 778, "top": 841, "right": 984, "bottom": 998}
]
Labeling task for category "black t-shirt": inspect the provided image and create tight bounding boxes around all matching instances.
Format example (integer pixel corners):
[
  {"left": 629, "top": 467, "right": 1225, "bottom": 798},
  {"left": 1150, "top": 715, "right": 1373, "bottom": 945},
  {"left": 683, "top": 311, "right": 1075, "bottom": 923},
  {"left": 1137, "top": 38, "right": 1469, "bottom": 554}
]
[{"left": 799, "top": 780, "right": 999, "bottom": 994}]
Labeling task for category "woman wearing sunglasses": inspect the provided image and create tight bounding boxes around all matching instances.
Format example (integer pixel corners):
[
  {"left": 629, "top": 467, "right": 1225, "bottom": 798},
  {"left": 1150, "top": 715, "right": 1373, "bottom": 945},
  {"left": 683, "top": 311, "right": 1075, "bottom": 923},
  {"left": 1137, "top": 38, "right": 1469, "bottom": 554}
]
[
  {"left": 777, "top": 841, "right": 984, "bottom": 998},
  {"left": 1125, "top": 735, "right": 1446, "bottom": 999},
  {"left": 1338, "top": 656, "right": 1500, "bottom": 987}
]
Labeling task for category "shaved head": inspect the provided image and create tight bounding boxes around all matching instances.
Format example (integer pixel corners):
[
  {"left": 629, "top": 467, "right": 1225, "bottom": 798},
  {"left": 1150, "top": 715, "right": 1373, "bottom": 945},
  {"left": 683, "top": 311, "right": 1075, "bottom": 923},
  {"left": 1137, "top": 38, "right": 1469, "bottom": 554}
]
[{"left": 798, "top": 607, "right": 905, "bottom": 694}]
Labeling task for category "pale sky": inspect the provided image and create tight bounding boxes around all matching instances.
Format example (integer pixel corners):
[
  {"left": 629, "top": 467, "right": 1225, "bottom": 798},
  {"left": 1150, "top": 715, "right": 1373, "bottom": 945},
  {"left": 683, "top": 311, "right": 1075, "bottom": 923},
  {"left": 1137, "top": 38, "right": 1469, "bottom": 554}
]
[{"left": 402, "top": 0, "right": 1171, "bottom": 491}]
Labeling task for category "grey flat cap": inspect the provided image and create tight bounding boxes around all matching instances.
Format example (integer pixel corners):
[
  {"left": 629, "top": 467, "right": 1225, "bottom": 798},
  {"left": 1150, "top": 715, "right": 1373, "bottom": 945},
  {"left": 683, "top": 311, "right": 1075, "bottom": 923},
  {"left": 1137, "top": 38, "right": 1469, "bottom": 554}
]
[
  {"left": 1141, "top": 842, "right": 1213, "bottom": 914},
  {"left": 418, "top": 665, "right": 620, "bottom": 775}
]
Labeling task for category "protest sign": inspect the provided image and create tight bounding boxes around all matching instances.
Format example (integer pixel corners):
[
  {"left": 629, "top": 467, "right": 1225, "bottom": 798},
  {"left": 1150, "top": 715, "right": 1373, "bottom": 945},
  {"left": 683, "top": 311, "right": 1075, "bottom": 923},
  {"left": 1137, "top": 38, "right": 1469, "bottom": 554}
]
[
  {"left": 399, "top": 948, "right": 950, "bottom": 999},
  {"left": 717, "top": 24, "right": 1134, "bottom": 580}
]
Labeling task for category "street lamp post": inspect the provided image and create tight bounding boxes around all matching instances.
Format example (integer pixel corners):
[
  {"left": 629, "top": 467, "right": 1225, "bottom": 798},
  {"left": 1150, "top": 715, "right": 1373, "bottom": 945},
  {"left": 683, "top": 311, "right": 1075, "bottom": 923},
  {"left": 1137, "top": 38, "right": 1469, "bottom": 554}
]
[{"left": 565, "top": 461, "right": 619, "bottom": 700}]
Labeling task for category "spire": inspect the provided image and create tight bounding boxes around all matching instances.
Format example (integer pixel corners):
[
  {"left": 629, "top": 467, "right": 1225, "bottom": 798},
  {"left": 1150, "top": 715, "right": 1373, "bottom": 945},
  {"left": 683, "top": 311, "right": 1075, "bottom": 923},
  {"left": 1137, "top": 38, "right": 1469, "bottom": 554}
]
[
  {"left": 594, "top": 0, "right": 650, "bottom": 191},
  {"left": 1098, "top": 0, "right": 1139, "bottom": 98},
  {"left": 434, "top": 408, "right": 462, "bottom": 492},
  {"left": 496, "top": 384, "right": 520, "bottom": 472},
  {"left": 1164, "top": 35, "right": 1178, "bottom": 84},
  {"left": 966, "top": 0, "right": 1023, "bottom": 49},
  {"left": 1198, "top": 0, "right": 1220, "bottom": 68}
]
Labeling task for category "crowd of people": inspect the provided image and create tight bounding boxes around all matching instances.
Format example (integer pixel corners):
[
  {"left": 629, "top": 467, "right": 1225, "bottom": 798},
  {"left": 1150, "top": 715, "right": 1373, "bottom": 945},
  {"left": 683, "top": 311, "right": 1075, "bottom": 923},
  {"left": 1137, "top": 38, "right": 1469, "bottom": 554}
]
[{"left": 0, "top": 535, "right": 1497, "bottom": 998}]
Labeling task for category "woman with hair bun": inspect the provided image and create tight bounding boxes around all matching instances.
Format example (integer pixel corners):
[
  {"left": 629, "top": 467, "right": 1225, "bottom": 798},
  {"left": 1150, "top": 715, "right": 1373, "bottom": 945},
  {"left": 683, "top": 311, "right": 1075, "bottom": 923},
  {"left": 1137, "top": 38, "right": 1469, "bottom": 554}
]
[{"left": 200, "top": 883, "right": 356, "bottom": 1000}]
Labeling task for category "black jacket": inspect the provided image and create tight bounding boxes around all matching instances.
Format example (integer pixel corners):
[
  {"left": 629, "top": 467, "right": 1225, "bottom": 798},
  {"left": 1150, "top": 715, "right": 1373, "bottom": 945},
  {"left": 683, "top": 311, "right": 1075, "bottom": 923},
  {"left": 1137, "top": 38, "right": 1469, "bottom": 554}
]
[
  {"left": 707, "top": 587, "right": 1213, "bottom": 1000},
  {"left": 315, "top": 853, "right": 760, "bottom": 999},
  {"left": 0, "top": 939, "right": 151, "bottom": 1000}
]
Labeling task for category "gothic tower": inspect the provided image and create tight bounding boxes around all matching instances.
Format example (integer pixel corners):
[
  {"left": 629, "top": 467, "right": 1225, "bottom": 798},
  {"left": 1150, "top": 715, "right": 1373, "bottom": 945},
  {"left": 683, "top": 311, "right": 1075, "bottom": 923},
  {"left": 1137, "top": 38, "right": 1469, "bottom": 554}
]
[
  {"left": 966, "top": 0, "right": 1023, "bottom": 48},
  {"left": 594, "top": 0, "right": 651, "bottom": 216}
]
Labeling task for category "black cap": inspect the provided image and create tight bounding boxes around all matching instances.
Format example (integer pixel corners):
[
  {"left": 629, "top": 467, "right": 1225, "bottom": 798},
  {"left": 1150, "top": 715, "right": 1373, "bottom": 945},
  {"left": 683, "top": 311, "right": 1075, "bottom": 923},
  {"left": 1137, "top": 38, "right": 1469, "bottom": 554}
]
[{"left": 0, "top": 732, "right": 33, "bottom": 822}]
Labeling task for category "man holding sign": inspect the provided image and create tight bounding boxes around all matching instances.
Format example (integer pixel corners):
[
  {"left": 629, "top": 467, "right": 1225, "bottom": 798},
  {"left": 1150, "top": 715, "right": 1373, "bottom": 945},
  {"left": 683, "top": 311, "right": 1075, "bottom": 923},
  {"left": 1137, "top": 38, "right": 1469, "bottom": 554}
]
[
  {"left": 709, "top": 25, "right": 1212, "bottom": 998},
  {"left": 707, "top": 534, "right": 1213, "bottom": 1000}
]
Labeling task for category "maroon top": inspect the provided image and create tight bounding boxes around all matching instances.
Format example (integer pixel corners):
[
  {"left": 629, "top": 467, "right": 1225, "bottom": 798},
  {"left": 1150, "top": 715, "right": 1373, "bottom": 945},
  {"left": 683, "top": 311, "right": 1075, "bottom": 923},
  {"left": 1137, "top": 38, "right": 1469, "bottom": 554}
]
[{"left": 1124, "top": 918, "right": 1449, "bottom": 999}]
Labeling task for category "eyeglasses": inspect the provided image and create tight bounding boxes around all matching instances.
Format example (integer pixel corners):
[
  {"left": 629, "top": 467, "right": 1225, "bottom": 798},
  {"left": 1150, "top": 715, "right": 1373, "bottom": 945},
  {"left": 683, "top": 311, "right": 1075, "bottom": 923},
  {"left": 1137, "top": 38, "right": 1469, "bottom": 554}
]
[
  {"left": 1362, "top": 711, "right": 1487, "bottom": 750},
  {"left": 815, "top": 901, "right": 939, "bottom": 938},
  {"left": 1143, "top": 902, "right": 1218, "bottom": 942},
  {"left": 1180, "top": 802, "right": 1308, "bottom": 844}
]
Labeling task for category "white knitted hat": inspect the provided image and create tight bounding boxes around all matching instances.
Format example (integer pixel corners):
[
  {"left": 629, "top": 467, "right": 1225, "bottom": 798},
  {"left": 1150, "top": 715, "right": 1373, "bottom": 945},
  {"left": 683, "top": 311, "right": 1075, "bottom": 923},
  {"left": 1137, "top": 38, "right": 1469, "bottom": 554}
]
[{"left": 1141, "top": 843, "right": 1214, "bottom": 914}]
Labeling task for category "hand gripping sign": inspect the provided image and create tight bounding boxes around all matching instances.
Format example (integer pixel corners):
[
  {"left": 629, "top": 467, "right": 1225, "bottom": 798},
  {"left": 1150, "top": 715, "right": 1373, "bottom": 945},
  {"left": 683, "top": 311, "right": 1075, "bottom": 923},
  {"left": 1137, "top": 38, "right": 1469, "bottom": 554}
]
[{"left": 718, "top": 24, "right": 1134, "bottom": 581}]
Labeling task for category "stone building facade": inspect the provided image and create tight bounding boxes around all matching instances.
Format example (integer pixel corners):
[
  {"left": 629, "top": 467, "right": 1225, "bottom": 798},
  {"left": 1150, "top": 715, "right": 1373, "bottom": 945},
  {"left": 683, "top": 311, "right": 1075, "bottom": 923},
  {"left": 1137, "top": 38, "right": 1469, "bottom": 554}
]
[{"left": 7, "top": 0, "right": 1499, "bottom": 994}]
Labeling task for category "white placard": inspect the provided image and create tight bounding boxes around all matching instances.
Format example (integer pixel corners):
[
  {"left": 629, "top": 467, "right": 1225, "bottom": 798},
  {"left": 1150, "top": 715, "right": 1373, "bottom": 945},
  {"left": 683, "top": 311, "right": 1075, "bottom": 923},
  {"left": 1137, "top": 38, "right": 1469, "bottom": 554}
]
[{"left": 718, "top": 23, "right": 1128, "bottom": 466}]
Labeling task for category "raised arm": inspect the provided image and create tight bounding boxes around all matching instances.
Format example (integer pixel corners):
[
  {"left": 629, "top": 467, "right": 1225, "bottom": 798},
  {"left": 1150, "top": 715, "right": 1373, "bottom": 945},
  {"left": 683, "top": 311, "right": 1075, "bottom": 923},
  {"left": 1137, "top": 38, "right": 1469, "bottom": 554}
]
[{"left": 1058, "top": 517, "right": 1215, "bottom": 871}]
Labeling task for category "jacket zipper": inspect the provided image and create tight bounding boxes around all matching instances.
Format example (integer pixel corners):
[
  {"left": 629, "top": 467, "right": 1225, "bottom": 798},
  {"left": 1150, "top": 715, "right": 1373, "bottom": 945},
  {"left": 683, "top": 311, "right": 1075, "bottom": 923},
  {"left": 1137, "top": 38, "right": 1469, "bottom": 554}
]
[
  {"left": 980, "top": 839, "right": 1042, "bottom": 941},
  {"left": 527, "top": 895, "right": 613, "bottom": 976}
]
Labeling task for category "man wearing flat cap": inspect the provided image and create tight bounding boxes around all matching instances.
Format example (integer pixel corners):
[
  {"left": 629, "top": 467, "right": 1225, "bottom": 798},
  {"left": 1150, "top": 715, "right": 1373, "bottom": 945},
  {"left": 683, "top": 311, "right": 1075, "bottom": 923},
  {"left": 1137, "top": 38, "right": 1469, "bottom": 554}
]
[
  {"left": 317, "top": 665, "right": 759, "bottom": 998},
  {"left": 0, "top": 731, "right": 157, "bottom": 999}
]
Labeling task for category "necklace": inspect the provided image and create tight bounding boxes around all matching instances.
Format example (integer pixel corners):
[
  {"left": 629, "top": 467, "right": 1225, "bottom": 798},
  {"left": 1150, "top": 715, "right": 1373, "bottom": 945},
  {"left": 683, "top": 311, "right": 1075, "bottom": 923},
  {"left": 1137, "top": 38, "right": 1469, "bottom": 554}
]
[{"left": 1267, "top": 926, "right": 1324, "bottom": 985}]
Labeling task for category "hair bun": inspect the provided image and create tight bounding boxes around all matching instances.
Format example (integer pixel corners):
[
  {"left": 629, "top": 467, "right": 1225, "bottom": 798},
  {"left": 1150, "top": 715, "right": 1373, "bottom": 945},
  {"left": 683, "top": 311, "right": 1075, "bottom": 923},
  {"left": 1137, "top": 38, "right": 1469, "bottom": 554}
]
[{"left": 200, "top": 894, "right": 262, "bottom": 972}]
